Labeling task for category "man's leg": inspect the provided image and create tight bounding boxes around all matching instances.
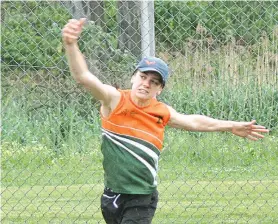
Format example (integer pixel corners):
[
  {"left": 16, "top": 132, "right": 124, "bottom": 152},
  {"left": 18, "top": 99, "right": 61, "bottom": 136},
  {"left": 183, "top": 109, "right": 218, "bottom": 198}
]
[
  {"left": 120, "top": 190, "right": 158, "bottom": 224},
  {"left": 101, "top": 188, "right": 123, "bottom": 224}
]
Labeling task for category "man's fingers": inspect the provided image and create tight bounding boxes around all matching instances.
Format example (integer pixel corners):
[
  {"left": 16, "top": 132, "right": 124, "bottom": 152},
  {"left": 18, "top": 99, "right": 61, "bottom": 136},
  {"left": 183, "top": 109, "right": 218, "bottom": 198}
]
[
  {"left": 62, "top": 18, "right": 86, "bottom": 45},
  {"left": 252, "top": 128, "right": 269, "bottom": 133},
  {"left": 65, "top": 18, "right": 86, "bottom": 31},
  {"left": 251, "top": 124, "right": 267, "bottom": 129},
  {"left": 246, "top": 132, "right": 265, "bottom": 141},
  {"left": 79, "top": 18, "right": 86, "bottom": 26},
  {"left": 69, "top": 19, "right": 79, "bottom": 23},
  {"left": 63, "top": 28, "right": 79, "bottom": 36},
  {"left": 63, "top": 34, "right": 79, "bottom": 40},
  {"left": 251, "top": 132, "right": 265, "bottom": 138}
]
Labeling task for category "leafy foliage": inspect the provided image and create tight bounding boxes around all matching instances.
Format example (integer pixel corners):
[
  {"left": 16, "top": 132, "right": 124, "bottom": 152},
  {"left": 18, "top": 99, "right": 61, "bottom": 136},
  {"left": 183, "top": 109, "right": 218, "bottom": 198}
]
[
  {"left": 2, "top": 1, "right": 277, "bottom": 71},
  {"left": 80, "top": 21, "right": 136, "bottom": 82},
  {"left": 1, "top": 2, "right": 71, "bottom": 71},
  {"left": 155, "top": 1, "right": 278, "bottom": 50}
]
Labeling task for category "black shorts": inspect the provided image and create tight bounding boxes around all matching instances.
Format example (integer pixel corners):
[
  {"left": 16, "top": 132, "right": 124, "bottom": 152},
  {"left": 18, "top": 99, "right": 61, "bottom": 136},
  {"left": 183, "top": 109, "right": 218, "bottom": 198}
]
[{"left": 101, "top": 187, "right": 158, "bottom": 224}]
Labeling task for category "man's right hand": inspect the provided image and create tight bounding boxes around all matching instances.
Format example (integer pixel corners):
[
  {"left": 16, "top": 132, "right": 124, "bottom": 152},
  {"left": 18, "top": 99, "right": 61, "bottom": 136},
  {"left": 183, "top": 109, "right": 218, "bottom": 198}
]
[{"left": 62, "top": 18, "right": 86, "bottom": 45}]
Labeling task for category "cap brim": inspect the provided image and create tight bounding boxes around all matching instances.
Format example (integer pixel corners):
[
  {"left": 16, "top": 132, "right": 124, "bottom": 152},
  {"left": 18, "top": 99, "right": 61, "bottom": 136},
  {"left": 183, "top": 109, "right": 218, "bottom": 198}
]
[{"left": 137, "top": 67, "right": 164, "bottom": 82}]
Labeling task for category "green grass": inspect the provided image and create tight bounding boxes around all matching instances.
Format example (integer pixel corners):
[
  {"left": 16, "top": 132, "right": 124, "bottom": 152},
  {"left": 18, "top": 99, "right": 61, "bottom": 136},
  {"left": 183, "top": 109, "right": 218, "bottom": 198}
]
[
  {"left": 2, "top": 180, "right": 277, "bottom": 223},
  {"left": 2, "top": 132, "right": 277, "bottom": 187},
  {"left": 160, "top": 131, "right": 278, "bottom": 181},
  {"left": 156, "top": 180, "right": 278, "bottom": 223},
  {"left": 2, "top": 133, "right": 278, "bottom": 223}
]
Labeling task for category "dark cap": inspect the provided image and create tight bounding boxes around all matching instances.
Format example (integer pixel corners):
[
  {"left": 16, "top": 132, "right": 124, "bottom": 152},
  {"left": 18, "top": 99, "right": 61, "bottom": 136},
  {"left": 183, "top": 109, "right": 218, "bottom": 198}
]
[{"left": 135, "top": 56, "right": 169, "bottom": 86}]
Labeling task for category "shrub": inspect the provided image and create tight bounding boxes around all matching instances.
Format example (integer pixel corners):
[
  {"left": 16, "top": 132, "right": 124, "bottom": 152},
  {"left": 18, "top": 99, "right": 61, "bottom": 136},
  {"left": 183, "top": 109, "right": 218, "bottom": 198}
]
[
  {"left": 155, "top": 1, "right": 278, "bottom": 50},
  {"left": 1, "top": 2, "right": 71, "bottom": 71}
]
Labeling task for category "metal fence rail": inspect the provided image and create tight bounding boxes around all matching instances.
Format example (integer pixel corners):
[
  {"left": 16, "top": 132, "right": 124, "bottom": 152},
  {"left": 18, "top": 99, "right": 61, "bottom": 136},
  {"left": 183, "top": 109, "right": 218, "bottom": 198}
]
[{"left": 1, "top": 1, "right": 278, "bottom": 223}]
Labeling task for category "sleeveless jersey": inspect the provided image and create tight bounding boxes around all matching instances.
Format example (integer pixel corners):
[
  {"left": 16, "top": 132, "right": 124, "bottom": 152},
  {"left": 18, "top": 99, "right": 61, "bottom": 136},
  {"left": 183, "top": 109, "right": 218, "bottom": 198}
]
[{"left": 101, "top": 90, "right": 170, "bottom": 194}]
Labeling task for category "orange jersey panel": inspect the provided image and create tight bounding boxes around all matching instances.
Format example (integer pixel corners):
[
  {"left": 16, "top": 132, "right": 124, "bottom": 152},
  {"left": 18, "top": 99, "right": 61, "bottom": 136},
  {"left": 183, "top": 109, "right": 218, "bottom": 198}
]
[{"left": 101, "top": 90, "right": 170, "bottom": 150}]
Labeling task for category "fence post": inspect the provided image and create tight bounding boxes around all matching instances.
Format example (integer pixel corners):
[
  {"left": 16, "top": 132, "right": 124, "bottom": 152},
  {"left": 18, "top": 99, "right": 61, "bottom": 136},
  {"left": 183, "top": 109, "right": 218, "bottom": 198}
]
[{"left": 140, "top": 0, "right": 155, "bottom": 57}]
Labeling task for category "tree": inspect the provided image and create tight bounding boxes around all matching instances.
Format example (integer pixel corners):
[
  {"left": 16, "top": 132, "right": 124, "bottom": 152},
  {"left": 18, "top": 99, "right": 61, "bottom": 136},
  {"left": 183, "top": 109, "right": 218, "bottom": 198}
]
[
  {"left": 61, "top": 1, "right": 141, "bottom": 57},
  {"left": 117, "top": 1, "right": 141, "bottom": 58},
  {"left": 61, "top": 1, "right": 104, "bottom": 29}
]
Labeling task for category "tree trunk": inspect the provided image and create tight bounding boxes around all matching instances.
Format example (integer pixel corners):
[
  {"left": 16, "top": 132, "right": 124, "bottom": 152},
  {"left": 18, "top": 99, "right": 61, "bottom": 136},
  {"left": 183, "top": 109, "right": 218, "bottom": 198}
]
[
  {"left": 86, "top": 1, "right": 105, "bottom": 29},
  {"left": 61, "top": 1, "right": 105, "bottom": 30},
  {"left": 117, "top": 1, "right": 141, "bottom": 58}
]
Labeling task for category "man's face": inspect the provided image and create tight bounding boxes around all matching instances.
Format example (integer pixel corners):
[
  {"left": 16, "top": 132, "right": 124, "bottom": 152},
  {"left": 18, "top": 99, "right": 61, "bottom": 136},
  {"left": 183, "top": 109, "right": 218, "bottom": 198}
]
[{"left": 131, "top": 70, "right": 163, "bottom": 100}]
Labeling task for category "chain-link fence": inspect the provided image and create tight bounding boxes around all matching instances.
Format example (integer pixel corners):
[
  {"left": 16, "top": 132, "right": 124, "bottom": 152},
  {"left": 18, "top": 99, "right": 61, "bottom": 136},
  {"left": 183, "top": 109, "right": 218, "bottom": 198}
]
[{"left": 1, "top": 1, "right": 278, "bottom": 223}]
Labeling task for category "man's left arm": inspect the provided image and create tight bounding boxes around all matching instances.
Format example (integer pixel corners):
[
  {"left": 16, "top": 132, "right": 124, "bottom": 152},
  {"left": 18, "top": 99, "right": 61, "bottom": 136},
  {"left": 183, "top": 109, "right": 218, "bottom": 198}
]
[{"left": 167, "top": 106, "right": 269, "bottom": 141}]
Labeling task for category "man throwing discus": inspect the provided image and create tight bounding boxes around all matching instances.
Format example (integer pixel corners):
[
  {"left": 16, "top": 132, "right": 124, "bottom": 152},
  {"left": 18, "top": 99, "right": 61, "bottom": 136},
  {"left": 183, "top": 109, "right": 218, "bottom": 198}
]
[{"left": 62, "top": 18, "right": 269, "bottom": 224}]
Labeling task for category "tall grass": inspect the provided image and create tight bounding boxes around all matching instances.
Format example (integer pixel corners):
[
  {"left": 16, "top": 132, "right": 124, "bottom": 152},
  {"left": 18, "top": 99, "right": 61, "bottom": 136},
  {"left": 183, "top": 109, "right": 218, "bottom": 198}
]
[
  {"left": 2, "top": 77, "right": 101, "bottom": 153},
  {"left": 159, "top": 35, "right": 278, "bottom": 130},
  {"left": 161, "top": 83, "right": 277, "bottom": 130}
]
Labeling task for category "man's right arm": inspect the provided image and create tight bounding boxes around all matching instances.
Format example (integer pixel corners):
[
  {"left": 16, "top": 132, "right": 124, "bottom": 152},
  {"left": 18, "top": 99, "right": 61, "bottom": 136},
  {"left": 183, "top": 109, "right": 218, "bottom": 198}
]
[{"left": 62, "top": 18, "right": 120, "bottom": 105}]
